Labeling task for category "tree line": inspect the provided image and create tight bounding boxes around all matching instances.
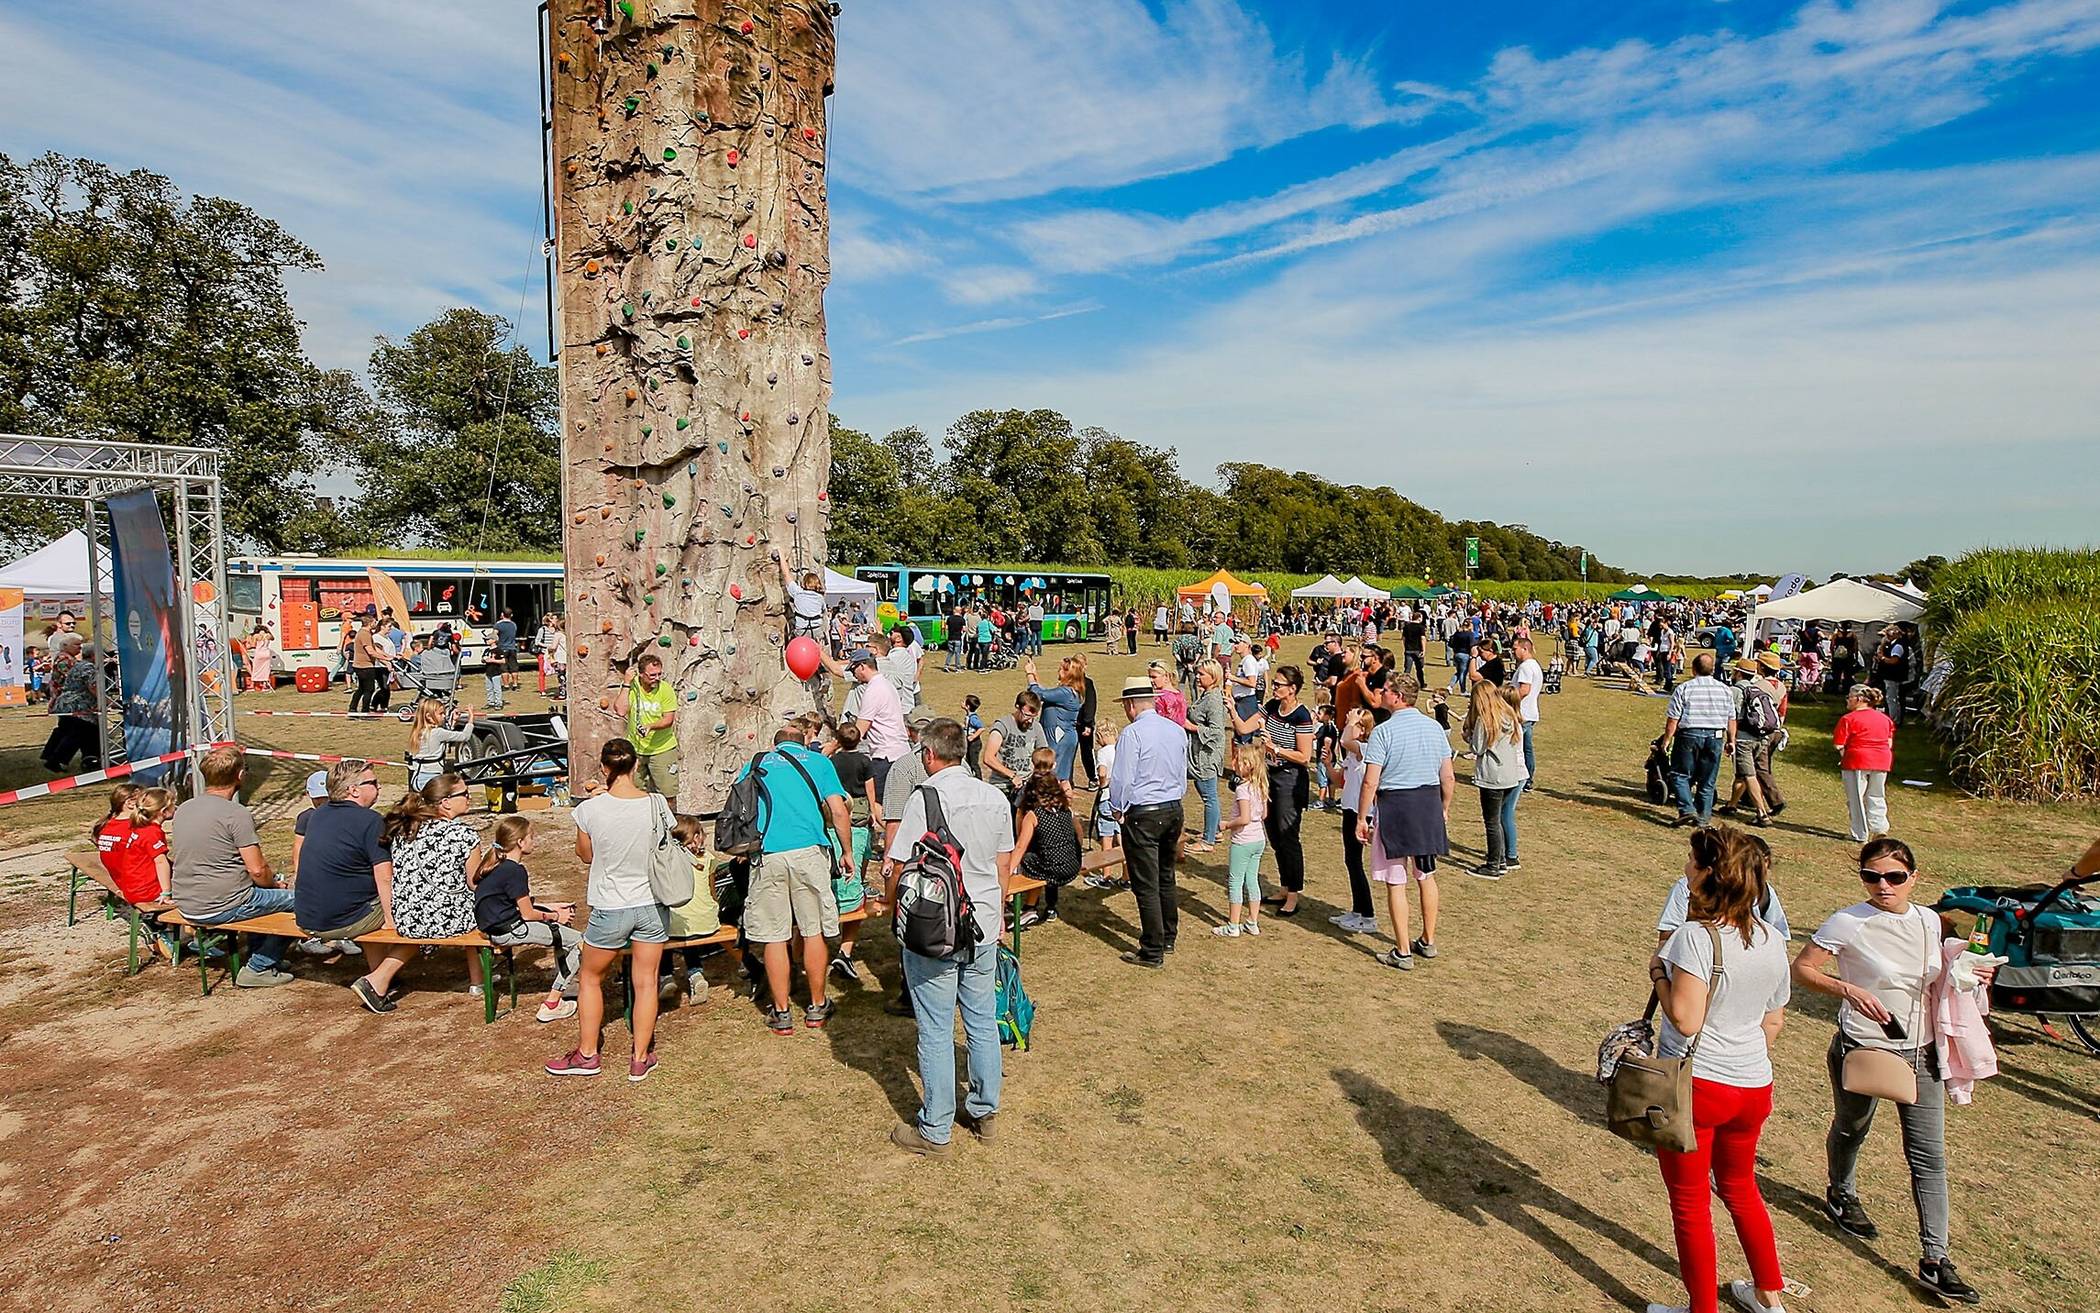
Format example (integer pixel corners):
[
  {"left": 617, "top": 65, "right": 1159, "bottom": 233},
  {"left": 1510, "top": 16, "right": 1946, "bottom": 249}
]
[
  {"left": 830, "top": 411, "right": 1627, "bottom": 583},
  {"left": 2, "top": 153, "right": 1619, "bottom": 582}
]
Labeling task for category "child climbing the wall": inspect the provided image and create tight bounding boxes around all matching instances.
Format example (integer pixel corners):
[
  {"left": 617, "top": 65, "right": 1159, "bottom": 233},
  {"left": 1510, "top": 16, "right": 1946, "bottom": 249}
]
[{"left": 1214, "top": 741, "right": 1269, "bottom": 939}]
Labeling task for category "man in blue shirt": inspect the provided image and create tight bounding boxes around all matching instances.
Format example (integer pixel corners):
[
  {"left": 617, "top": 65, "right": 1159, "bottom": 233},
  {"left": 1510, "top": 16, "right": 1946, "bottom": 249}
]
[
  {"left": 1355, "top": 676, "right": 1454, "bottom": 971},
  {"left": 1107, "top": 676, "right": 1190, "bottom": 967},
  {"left": 736, "top": 729, "right": 851, "bottom": 1032},
  {"left": 494, "top": 609, "right": 520, "bottom": 693}
]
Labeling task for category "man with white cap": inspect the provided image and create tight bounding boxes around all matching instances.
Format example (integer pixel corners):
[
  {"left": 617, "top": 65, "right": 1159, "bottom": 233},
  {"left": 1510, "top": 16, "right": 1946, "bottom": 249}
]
[{"left": 1106, "top": 676, "right": 1189, "bottom": 968}]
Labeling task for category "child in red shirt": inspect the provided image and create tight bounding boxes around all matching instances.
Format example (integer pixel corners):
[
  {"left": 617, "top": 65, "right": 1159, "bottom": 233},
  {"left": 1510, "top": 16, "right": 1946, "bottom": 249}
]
[{"left": 96, "top": 785, "right": 175, "bottom": 905}]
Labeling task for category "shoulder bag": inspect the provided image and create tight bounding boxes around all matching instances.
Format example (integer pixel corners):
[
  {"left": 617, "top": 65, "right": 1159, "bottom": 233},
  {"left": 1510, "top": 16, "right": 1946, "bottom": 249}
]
[
  {"left": 1839, "top": 913, "right": 1934, "bottom": 1105},
  {"left": 647, "top": 793, "right": 696, "bottom": 909},
  {"left": 1604, "top": 923, "right": 1724, "bottom": 1154}
]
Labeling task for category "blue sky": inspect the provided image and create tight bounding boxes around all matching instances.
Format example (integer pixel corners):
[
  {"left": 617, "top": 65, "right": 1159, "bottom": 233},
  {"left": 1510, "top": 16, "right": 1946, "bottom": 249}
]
[{"left": 4, "top": 1, "right": 2098, "bottom": 575}]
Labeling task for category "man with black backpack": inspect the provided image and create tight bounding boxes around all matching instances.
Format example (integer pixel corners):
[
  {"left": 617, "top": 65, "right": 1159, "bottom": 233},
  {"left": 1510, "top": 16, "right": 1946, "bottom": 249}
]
[{"left": 883, "top": 717, "right": 1013, "bottom": 1155}]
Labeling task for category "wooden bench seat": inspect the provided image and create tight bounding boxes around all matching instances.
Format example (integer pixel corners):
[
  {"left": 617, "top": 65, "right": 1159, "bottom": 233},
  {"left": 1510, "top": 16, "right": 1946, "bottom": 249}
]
[{"left": 154, "top": 908, "right": 515, "bottom": 1023}]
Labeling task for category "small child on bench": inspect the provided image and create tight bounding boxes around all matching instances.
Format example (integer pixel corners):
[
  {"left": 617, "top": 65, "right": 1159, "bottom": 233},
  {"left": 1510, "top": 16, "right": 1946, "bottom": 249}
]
[{"left": 470, "top": 816, "right": 581, "bottom": 1024}]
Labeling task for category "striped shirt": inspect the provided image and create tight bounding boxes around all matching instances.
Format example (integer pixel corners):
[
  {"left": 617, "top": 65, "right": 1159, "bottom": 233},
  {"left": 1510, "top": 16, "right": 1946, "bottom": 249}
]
[
  {"left": 1361, "top": 709, "right": 1452, "bottom": 790},
  {"left": 1667, "top": 676, "right": 1738, "bottom": 730}
]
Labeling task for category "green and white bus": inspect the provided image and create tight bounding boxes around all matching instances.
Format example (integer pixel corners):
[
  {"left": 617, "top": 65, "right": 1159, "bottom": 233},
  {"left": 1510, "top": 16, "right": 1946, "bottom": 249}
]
[{"left": 852, "top": 565, "right": 1115, "bottom": 644}]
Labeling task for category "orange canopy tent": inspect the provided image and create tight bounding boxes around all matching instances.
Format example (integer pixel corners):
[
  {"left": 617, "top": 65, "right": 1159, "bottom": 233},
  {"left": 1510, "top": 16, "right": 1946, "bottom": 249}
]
[{"left": 1176, "top": 569, "right": 1267, "bottom": 607}]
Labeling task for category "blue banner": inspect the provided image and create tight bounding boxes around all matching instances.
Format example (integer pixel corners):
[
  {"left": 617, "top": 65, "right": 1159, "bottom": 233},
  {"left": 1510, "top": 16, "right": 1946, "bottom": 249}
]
[{"left": 107, "top": 489, "right": 184, "bottom": 783}]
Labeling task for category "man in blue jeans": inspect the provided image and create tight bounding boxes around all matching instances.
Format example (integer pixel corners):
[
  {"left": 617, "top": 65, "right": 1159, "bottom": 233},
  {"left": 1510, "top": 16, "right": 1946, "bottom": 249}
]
[
  {"left": 884, "top": 719, "right": 1014, "bottom": 1154},
  {"left": 1662, "top": 652, "right": 1737, "bottom": 826},
  {"left": 168, "top": 743, "right": 296, "bottom": 987}
]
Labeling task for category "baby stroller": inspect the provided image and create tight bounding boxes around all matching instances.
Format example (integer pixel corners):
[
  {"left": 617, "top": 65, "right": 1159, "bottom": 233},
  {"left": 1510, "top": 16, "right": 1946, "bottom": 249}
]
[
  {"left": 1936, "top": 869, "right": 2100, "bottom": 1055},
  {"left": 982, "top": 637, "right": 1020, "bottom": 671},
  {"left": 1543, "top": 655, "right": 1565, "bottom": 695},
  {"left": 389, "top": 657, "right": 461, "bottom": 724}
]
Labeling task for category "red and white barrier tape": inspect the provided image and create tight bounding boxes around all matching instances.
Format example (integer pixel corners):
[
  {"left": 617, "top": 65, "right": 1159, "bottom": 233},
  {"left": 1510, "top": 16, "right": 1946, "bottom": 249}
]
[
  {"left": 0, "top": 748, "right": 194, "bottom": 807},
  {"left": 234, "top": 747, "right": 407, "bottom": 769},
  {"left": 240, "top": 710, "right": 396, "bottom": 719}
]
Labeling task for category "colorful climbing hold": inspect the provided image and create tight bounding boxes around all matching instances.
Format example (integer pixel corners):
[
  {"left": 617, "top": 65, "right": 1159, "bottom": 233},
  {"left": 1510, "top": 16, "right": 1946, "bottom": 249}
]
[
  {"left": 804, "top": 127, "right": 817, "bottom": 141},
  {"left": 726, "top": 149, "right": 741, "bottom": 167},
  {"left": 640, "top": 424, "right": 653, "bottom": 437},
  {"left": 737, "top": 329, "right": 750, "bottom": 340},
  {"left": 577, "top": 643, "right": 588, "bottom": 657},
  {"left": 716, "top": 441, "right": 729, "bottom": 454},
  {"left": 643, "top": 593, "right": 655, "bottom": 605},
  {"left": 662, "top": 493, "right": 676, "bottom": 508},
  {"left": 658, "top": 635, "right": 671, "bottom": 647},
  {"left": 585, "top": 259, "right": 601, "bottom": 275},
  {"left": 740, "top": 18, "right": 754, "bottom": 33},
  {"left": 618, "top": 0, "right": 635, "bottom": 18},
  {"left": 662, "top": 147, "right": 678, "bottom": 162},
  {"left": 634, "top": 528, "right": 646, "bottom": 542},
  {"left": 625, "top": 387, "right": 639, "bottom": 402},
  {"left": 623, "top": 98, "right": 639, "bottom": 117},
  {"left": 622, "top": 303, "right": 635, "bottom": 318},
  {"left": 676, "top": 335, "right": 689, "bottom": 350},
  {"left": 742, "top": 411, "right": 753, "bottom": 423},
  {"left": 655, "top": 562, "right": 669, "bottom": 574},
  {"left": 742, "top": 232, "right": 758, "bottom": 249}
]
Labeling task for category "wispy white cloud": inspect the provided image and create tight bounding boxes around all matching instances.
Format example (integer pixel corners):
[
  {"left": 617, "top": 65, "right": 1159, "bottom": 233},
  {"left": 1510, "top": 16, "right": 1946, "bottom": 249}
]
[
  {"left": 938, "top": 265, "right": 1045, "bottom": 306},
  {"left": 891, "top": 303, "right": 1101, "bottom": 346},
  {"left": 833, "top": 0, "right": 1420, "bottom": 203}
]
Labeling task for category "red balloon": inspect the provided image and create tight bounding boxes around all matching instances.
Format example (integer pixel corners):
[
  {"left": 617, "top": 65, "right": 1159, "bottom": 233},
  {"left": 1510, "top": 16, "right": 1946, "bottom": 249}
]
[{"left": 785, "top": 635, "right": 821, "bottom": 680}]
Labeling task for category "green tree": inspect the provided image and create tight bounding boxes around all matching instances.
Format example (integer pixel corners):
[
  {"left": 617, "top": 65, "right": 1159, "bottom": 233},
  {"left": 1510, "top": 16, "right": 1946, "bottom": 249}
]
[
  {"left": 338, "top": 308, "right": 559, "bottom": 553},
  {"left": 826, "top": 417, "right": 902, "bottom": 566},
  {"left": 0, "top": 152, "right": 356, "bottom": 553}
]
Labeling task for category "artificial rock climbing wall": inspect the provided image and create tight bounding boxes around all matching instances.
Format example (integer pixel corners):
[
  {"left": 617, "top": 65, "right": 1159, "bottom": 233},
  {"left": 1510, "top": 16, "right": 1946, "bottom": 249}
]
[{"left": 551, "top": 0, "right": 836, "bottom": 811}]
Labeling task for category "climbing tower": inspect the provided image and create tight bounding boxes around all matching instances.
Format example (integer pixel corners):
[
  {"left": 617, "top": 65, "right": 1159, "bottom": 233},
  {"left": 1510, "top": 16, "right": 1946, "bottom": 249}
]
[{"left": 549, "top": 0, "right": 837, "bottom": 810}]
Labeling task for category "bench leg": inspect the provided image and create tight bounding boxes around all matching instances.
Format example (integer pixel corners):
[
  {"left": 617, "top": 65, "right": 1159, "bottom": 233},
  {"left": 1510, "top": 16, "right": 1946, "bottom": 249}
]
[
  {"left": 505, "top": 948, "right": 518, "bottom": 1015},
  {"left": 228, "top": 937, "right": 245, "bottom": 988},
  {"left": 480, "top": 948, "right": 496, "bottom": 1024},
  {"left": 127, "top": 908, "right": 141, "bottom": 976},
  {"left": 67, "top": 872, "right": 80, "bottom": 927},
  {"left": 196, "top": 930, "right": 215, "bottom": 996}
]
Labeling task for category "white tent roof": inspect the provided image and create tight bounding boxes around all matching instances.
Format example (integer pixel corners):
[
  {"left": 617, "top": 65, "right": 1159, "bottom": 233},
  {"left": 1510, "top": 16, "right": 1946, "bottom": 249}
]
[
  {"left": 1750, "top": 583, "right": 1774, "bottom": 597},
  {"left": 1291, "top": 574, "right": 1347, "bottom": 599},
  {"left": 823, "top": 567, "right": 876, "bottom": 604},
  {"left": 1752, "top": 578, "right": 1923, "bottom": 625},
  {"left": 1336, "top": 575, "right": 1387, "bottom": 600},
  {"left": 0, "top": 529, "right": 91, "bottom": 596}
]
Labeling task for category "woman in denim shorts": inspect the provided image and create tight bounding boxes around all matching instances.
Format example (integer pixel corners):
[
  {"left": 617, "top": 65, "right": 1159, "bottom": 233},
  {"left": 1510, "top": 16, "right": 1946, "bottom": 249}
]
[{"left": 546, "top": 738, "right": 670, "bottom": 1083}]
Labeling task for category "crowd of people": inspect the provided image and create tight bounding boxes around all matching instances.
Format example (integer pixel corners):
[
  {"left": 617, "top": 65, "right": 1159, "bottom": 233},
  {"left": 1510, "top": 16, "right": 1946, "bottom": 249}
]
[{"left": 63, "top": 572, "right": 2077, "bottom": 1312}]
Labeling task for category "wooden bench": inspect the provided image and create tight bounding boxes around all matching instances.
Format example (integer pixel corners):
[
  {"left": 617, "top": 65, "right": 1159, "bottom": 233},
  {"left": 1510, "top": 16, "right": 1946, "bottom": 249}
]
[
  {"left": 154, "top": 909, "right": 518, "bottom": 1024},
  {"left": 65, "top": 851, "right": 183, "bottom": 976}
]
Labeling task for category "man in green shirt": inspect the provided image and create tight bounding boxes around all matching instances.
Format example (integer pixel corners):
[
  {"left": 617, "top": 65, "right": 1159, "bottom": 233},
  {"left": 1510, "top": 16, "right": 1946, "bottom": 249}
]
[{"left": 611, "top": 653, "right": 680, "bottom": 796}]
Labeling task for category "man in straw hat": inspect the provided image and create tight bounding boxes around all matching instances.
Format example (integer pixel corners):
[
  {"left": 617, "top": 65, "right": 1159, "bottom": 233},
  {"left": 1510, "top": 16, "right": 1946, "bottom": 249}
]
[
  {"left": 1722, "top": 652, "right": 1789, "bottom": 825},
  {"left": 1106, "top": 676, "right": 1188, "bottom": 968}
]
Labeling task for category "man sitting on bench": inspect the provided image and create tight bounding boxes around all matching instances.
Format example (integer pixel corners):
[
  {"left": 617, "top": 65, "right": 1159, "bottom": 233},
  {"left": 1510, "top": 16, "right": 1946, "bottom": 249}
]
[
  {"left": 169, "top": 743, "right": 295, "bottom": 989},
  {"left": 295, "top": 759, "right": 417, "bottom": 1014}
]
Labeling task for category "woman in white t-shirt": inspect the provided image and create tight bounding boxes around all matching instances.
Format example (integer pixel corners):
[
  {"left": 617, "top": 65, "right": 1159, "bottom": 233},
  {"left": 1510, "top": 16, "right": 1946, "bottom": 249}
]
[
  {"left": 1646, "top": 825, "right": 1791, "bottom": 1313},
  {"left": 545, "top": 737, "right": 669, "bottom": 1085},
  {"left": 1790, "top": 838, "right": 1987, "bottom": 1305}
]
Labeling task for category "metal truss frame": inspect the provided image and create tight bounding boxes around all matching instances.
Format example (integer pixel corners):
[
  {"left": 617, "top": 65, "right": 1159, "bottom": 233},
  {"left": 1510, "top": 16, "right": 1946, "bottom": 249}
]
[{"left": 0, "top": 435, "right": 234, "bottom": 776}]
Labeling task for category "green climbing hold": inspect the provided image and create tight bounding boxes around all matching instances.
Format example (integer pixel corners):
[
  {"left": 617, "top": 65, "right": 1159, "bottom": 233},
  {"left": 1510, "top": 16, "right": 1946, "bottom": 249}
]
[
  {"left": 640, "top": 424, "right": 653, "bottom": 437},
  {"left": 662, "top": 493, "right": 676, "bottom": 508},
  {"left": 655, "top": 562, "right": 669, "bottom": 574},
  {"left": 647, "top": 377, "right": 659, "bottom": 390},
  {"left": 644, "top": 593, "right": 655, "bottom": 605},
  {"left": 623, "top": 97, "right": 639, "bottom": 116},
  {"left": 665, "top": 238, "right": 678, "bottom": 251},
  {"left": 617, "top": 0, "right": 635, "bottom": 18},
  {"left": 725, "top": 643, "right": 738, "bottom": 656},
  {"left": 663, "top": 147, "right": 677, "bottom": 162},
  {"left": 622, "top": 302, "right": 635, "bottom": 318},
  {"left": 659, "top": 635, "right": 672, "bottom": 647},
  {"left": 676, "top": 335, "right": 689, "bottom": 350},
  {"left": 622, "top": 200, "right": 633, "bottom": 215},
  {"left": 675, "top": 417, "right": 689, "bottom": 430},
  {"left": 647, "top": 61, "right": 659, "bottom": 77},
  {"left": 635, "top": 528, "right": 646, "bottom": 543}
]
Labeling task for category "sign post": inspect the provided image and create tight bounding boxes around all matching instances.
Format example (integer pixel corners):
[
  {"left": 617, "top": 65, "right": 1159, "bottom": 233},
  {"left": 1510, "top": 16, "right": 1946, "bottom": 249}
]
[{"left": 1465, "top": 537, "right": 1480, "bottom": 579}]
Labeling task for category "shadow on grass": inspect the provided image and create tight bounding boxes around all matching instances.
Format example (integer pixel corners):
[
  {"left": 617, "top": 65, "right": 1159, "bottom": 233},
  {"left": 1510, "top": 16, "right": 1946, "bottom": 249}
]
[{"left": 1333, "top": 1067, "right": 1673, "bottom": 1310}]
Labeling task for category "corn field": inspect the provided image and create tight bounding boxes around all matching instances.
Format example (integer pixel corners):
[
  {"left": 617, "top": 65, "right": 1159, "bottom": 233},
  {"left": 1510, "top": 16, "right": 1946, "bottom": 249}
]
[{"left": 1926, "top": 547, "right": 2100, "bottom": 800}]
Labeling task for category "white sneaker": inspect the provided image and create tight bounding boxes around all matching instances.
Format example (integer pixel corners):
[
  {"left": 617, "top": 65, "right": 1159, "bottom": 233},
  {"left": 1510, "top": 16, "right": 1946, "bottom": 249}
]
[
  {"left": 468, "top": 984, "right": 485, "bottom": 999},
  {"left": 1726, "top": 1279, "right": 1782, "bottom": 1312},
  {"left": 1241, "top": 921, "right": 1260, "bottom": 937},
  {"left": 330, "top": 939, "right": 362, "bottom": 957},
  {"left": 1345, "top": 913, "right": 1380, "bottom": 934},
  {"left": 536, "top": 997, "right": 578, "bottom": 1023},
  {"left": 1211, "top": 923, "right": 1241, "bottom": 938},
  {"left": 1328, "top": 911, "right": 1354, "bottom": 925}
]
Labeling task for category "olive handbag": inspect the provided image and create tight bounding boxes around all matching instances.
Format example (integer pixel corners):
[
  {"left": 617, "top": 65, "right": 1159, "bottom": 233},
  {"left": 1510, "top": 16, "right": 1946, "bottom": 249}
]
[{"left": 1604, "top": 923, "right": 1724, "bottom": 1154}]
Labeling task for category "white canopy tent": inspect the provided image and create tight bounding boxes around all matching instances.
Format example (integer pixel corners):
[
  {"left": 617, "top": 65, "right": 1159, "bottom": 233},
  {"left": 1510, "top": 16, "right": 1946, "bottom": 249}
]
[
  {"left": 0, "top": 528, "right": 91, "bottom": 597},
  {"left": 1291, "top": 574, "right": 1347, "bottom": 599},
  {"left": 822, "top": 567, "right": 876, "bottom": 607},
  {"left": 1336, "top": 575, "right": 1386, "bottom": 601},
  {"left": 1752, "top": 578, "right": 1923, "bottom": 625}
]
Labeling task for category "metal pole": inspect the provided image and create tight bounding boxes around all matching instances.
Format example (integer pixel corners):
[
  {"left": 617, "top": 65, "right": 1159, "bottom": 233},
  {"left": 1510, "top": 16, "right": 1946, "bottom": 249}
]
[
  {"left": 81, "top": 497, "right": 116, "bottom": 768},
  {"left": 172, "top": 479, "right": 201, "bottom": 780}
]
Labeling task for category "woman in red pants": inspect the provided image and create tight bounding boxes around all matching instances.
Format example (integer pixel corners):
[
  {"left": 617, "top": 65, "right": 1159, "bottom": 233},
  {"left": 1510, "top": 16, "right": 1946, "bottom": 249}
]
[{"left": 1647, "top": 827, "right": 1792, "bottom": 1313}]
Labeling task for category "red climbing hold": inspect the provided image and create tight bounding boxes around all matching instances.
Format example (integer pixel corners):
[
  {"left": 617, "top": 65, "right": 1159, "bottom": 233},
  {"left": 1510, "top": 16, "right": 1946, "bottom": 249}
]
[
  {"left": 804, "top": 127, "right": 816, "bottom": 141},
  {"left": 742, "top": 232, "right": 758, "bottom": 249},
  {"left": 728, "top": 584, "right": 743, "bottom": 600},
  {"left": 741, "top": 19, "right": 754, "bottom": 34},
  {"left": 726, "top": 149, "right": 740, "bottom": 167},
  {"left": 691, "top": 296, "right": 703, "bottom": 306},
  {"left": 737, "top": 329, "right": 750, "bottom": 340}
]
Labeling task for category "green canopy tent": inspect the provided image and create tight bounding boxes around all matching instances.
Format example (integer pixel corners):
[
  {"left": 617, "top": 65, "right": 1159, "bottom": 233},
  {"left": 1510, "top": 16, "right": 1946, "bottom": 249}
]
[
  {"left": 1423, "top": 585, "right": 1459, "bottom": 598},
  {"left": 1608, "top": 586, "right": 1680, "bottom": 602},
  {"left": 1388, "top": 584, "right": 1430, "bottom": 600}
]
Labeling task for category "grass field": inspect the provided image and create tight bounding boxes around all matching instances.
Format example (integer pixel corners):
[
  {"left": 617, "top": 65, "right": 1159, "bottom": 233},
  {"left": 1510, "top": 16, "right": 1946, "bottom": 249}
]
[{"left": 1, "top": 643, "right": 2095, "bottom": 1313}]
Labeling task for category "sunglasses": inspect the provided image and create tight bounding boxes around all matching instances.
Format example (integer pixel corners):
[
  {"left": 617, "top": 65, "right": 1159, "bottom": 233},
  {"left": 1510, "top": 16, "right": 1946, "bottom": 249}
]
[
  {"left": 1859, "top": 868, "right": 1914, "bottom": 886},
  {"left": 446, "top": 789, "right": 470, "bottom": 801},
  {"left": 358, "top": 778, "right": 379, "bottom": 789}
]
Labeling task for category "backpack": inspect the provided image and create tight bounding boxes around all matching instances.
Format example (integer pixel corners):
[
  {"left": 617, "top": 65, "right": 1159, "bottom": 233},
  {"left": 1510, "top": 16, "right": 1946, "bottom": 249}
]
[
  {"left": 995, "top": 943, "right": 1035, "bottom": 1050},
  {"left": 893, "top": 785, "right": 981, "bottom": 960},
  {"left": 1740, "top": 682, "right": 1781, "bottom": 736},
  {"left": 714, "top": 749, "right": 773, "bottom": 856}
]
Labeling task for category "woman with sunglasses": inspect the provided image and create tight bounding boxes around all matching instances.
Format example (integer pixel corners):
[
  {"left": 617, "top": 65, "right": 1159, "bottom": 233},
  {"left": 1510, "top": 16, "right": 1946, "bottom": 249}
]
[
  {"left": 384, "top": 773, "right": 483, "bottom": 948},
  {"left": 1791, "top": 839, "right": 1990, "bottom": 1305},
  {"left": 1231, "top": 664, "right": 1315, "bottom": 916}
]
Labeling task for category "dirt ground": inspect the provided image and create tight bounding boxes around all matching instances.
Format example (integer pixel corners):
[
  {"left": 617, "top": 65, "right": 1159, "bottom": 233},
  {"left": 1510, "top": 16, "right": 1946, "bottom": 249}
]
[{"left": 2, "top": 641, "right": 2095, "bottom": 1313}]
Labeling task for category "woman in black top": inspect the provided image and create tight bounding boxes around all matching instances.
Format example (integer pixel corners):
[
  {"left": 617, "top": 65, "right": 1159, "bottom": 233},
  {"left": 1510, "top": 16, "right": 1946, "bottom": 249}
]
[
  {"left": 1231, "top": 664, "right": 1315, "bottom": 915},
  {"left": 1009, "top": 753, "right": 1082, "bottom": 927},
  {"left": 1123, "top": 607, "right": 1140, "bottom": 655},
  {"left": 1075, "top": 661, "right": 1099, "bottom": 787}
]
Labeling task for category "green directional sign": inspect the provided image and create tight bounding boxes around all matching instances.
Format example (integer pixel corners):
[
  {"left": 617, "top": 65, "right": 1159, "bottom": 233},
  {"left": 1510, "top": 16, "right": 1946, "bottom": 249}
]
[
  {"left": 1580, "top": 550, "right": 1588, "bottom": 580},
  {"left": 1465, "top": 537, "right": 1480, "bottom": 570}
]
